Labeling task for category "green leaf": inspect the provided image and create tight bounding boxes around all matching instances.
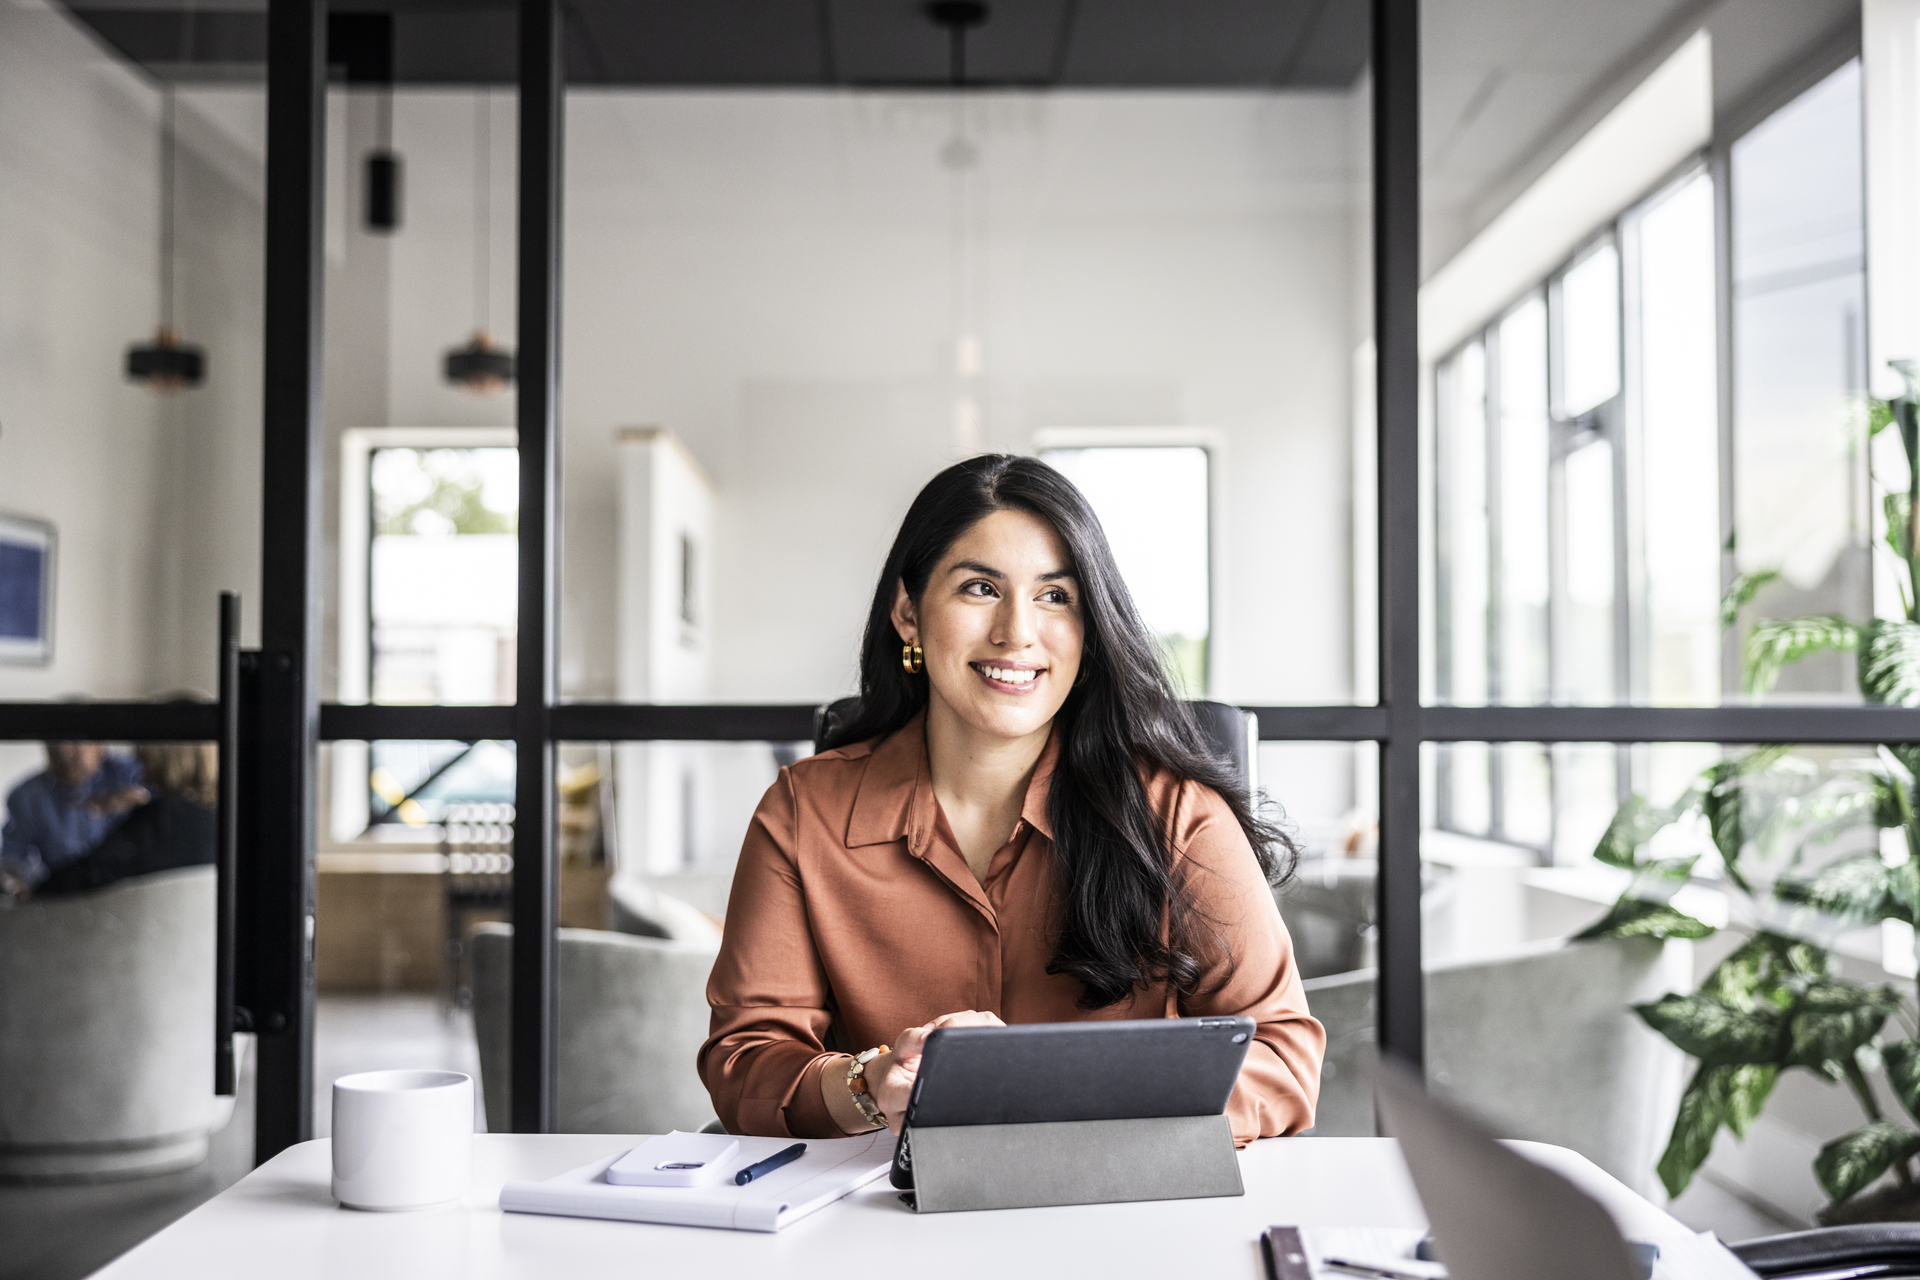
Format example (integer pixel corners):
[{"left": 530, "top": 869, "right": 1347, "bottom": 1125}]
[
  {"left": 1657, "top": 1064, "right": 1732, "bottom": 1198},
  {"left": 1861, "top": 619, "right": 1920, "bottom": 707},
  {"left": 1776, "top": 855, "right": 1897, "bottom": 923},
  {"left": 1575, "top": 898, "right": 1715, "bottom": 941},
  {"left": 1745, "top": 616, "right": 1860, "bottom": 695},
  {"left": 1888, "top": 493, "right": 1913, "bottom": 564},
  {"left": 1722, "top": 568, "right": 1783, "bottom": 630},
  {"left": 1593, "top": 793, "right": 1677, "bottom": 870},
  {"left": 1654, "top": 1061, "right": 1787, "bottom": 1198},
  {"left": 1816, "top": 1121, "right": 1920, "bottom": 1204},
  {"left": 1872, "top": 772, "right": 1908, "bottom": 831},
  {"left": 1703, "top": 760, "right": 1748, "bottom": 871},
  {"left": 1872, "top": 397, "right": 1899, "bottom": 439},
  {"left": 1635, "top": 993, "right": 1788, "bottom": 1065},
  {"left": 1787, "top": 982, "right": 1900, "bottom": 1074},
  {"left": 1886, "top": 1040, "right": 1920, "bottom": 1125},
  {"left": 1725, "top": 1063, "right": 1778, "bottom": 1139},
  {"left": 1700, "top": 932, "right": 1829, "bottom": 1010}
]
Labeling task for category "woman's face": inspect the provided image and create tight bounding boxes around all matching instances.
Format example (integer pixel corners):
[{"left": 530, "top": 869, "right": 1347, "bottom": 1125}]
[{"left": 892, "top": 508, "right": 1085, "bottom": 744}]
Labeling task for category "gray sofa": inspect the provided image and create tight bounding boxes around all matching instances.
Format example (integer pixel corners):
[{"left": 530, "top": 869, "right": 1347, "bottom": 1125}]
[
  {"left": 470, "top": 920, "right": 720, "bottom": 1134},
  {"left": 0, "top": 867, "right": 231, "bottom": 1180},
  {"left": 1301, "top": 934, "right": 1690, "bottom": 1200}
]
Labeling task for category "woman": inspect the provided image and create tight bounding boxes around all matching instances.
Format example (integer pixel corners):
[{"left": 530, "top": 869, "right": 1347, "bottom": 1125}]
[{"left": 699, "top": 455, "right": 1324, "bottom": 1143}]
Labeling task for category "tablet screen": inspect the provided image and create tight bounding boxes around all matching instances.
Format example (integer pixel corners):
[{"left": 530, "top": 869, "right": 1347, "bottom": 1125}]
[{"left": 904, "top": 1015, "right": 1254, "bottom": 1129}]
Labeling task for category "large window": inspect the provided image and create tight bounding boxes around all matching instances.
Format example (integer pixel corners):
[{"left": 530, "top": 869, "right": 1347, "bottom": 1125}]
[
  {"left": 1040, "top": 444, "right": 1212, "bottom": 696},
  {"left": 1434, "top": 168, "right": 1721, "bottom": 855}
]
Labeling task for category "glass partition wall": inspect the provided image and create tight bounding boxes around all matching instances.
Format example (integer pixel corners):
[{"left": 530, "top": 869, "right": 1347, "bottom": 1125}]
[
  {"left": 299, "top": 2, "right": 1385, "bottom": 1145},
  {"left": 0, "top": 0, "right": 266, "bottom": 1241},
  {"left": 24, "top": 2, "right": 1918, "bottom": 1246},
  {"left": 1415, "top": 0, "right": 1920, "bottom": 1234}
]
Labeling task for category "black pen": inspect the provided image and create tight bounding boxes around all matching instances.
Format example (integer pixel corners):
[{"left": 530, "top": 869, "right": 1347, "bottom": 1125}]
[
  {"left": 734, "top": 1142, "right": 807, "bottom": 1185},
  {"left": 1322, "top": 1258, "right": 1433, "bottom": 1280}
]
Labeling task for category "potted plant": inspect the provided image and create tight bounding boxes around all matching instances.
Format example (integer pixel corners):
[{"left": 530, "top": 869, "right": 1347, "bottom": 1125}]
[{"left": 1585, "top": 367, "right": 1920, "bottom": 1223}]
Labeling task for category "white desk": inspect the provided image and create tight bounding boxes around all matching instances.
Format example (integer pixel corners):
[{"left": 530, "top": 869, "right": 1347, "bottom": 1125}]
[{"left": 93, "top": 1135, "right": 1701, "bottom": 1280}]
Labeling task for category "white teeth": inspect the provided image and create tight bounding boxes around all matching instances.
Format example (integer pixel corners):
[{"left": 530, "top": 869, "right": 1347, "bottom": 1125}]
[{"left": 982, "top": 666, "right": 1038, "bottom": 684}]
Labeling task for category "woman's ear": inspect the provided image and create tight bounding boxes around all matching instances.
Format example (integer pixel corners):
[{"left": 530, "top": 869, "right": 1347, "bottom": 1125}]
[{"left": 889, "top": 578, "right": 918, "bottom": 646}]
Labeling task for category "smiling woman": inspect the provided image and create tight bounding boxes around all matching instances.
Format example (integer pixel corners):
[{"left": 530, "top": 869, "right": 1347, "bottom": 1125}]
[{"left": 697, "top": 455, "right": 1326, "bottom": 1144}]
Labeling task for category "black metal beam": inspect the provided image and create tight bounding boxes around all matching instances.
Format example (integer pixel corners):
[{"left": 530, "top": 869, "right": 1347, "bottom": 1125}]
[
  {"left": 1422, "top": 705, "right": 1920, "bottom": 744},
  {"left": 0, "top": 702, "right": 219, "bottom": 742},
  {"left": 318, "top": 703, "right": 515, "bottom": 742},
  {"left": 550, "top": 703, "right": 817, "bottom": 743},
  {"left": 1242, "top": 706, "right": 1389, "bottom": 742},
  {"left": 512, "top": 0, "right": 564, "bottom": 1135},
  {"left": 1373, "top": 0, "right": 1423, "bottom": 1072},
  {"left": 254, "top": 0, "right": 326, "bottom": 1160},
  {"left": 20, "top": 699, "right": 1920, "bottom": 751}
]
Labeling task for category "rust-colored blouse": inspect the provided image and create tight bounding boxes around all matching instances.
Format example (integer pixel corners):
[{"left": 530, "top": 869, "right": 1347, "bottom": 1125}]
[{"left": 698, "top": 715, "right": 1325, "bottom": 1144}]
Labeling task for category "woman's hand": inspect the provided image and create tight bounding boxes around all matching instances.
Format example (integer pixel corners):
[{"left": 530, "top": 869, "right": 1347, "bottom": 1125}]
[{"left": 868, "top": 1009, "right": 1004, "bottom": 1133}]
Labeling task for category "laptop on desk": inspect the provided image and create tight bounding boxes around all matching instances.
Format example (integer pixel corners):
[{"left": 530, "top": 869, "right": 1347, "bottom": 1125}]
[{"left": 1366, "top": 1059, "right": 1646, "bottom": 1280}]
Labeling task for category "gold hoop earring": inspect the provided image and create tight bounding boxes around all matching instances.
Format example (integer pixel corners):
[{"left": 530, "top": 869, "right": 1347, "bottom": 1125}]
[{"left": 902, "top": 644, "right": 924, "bottom": 675}]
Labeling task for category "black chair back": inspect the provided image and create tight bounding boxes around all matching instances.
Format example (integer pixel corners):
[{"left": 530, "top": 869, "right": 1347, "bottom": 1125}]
[{"left": 812, "top": 697, "right": 1258, "bottom": 797}]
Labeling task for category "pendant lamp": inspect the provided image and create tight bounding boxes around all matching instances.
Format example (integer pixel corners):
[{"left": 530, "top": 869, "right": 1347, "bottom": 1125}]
[
  {"left": 365, "top": 82, "right": 403, "bottom": 233},
  {"left": 127, "top": 85, "right": 205, "bottom": 392},
  {"left": 443, "top": 92, "right": 514, "bottom": 394}
]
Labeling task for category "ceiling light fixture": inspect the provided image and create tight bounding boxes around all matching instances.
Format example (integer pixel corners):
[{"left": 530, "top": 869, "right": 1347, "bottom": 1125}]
[
  {"left": 126, "top": 84, "right": 205, "bottom": 392},
  {"left": 443, "top": 90, "right": 513, "bottom": 394}
]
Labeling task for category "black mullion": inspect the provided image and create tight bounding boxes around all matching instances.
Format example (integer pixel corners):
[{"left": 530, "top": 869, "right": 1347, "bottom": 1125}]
[
  {"left": 1433, "top": 356, "right": 1455, "bottom": 832},
  {"left": 1373, "top": 0, "right": 1423, "bottom": 1071},
  {"left": 1485, "top": 319, "right": 1505, "bottom": 840},
  {"left": 511, "top": 0, "right": 564, "bottom": 1136},
  {"left": 254, "top": 0, "right": 325, "bottom": 1161}
]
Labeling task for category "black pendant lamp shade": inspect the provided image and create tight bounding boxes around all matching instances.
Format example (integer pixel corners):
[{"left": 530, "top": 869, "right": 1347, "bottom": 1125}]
[
  {"left": 366, "top": 151, "right": 402, "bottom": 231},
  {"left": 444, "top": 332, "right": 515, "bottom": 394},
  {"left": 128, "top": 86, "right": 205, "bottom": 392},
  {"left": 127, "top": 327, "right": 206, "bottom": 391}
]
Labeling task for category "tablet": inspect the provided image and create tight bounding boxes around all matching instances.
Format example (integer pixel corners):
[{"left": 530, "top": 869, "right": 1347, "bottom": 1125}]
[{"left": 891, "top": 1016, "right": 1255, "bottom": 1189}]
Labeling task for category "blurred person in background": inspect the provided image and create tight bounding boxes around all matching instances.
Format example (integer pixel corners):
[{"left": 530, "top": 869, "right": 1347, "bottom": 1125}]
[
  {"left": 35, "top": 743, "right": 216, "bottom": 897},
  {"left": 0, "top": 742, "right": 147, "bottom": 899}
]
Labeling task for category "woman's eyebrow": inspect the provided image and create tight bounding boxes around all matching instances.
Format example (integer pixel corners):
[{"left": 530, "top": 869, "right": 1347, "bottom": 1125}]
[{"left": 948, "top": 560, "right": 1078, "bottom": 582}]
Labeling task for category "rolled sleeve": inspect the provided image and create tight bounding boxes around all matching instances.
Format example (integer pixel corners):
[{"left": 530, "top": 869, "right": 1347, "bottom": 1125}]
[
  {"left": 1171, "top": 783, "right": 1327, "bottom": 1144},
  {"left": 698, "top": 769, "right": 844, "bottom": 1138}
]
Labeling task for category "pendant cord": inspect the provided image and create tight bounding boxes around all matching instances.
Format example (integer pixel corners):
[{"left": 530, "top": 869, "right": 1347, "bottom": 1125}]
[
  {"left": 161, "top": 84, "right": 176, "bottom": 331},
  {"left": 475, "top": 92, "right": 491, "bottom": 336}
]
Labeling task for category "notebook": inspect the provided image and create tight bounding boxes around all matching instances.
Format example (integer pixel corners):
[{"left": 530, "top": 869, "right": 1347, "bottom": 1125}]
[{"left": 498, "top": 1130, "right": 896, "bottom": 1233}]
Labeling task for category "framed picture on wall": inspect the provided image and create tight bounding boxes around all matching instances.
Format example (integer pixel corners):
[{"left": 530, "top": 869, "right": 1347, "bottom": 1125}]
[{"left": 0, "top": 514, "right": 55, "bottom": 665}]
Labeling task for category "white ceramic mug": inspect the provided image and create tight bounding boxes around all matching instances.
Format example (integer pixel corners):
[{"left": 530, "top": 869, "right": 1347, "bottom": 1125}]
[{"left": 331, "top": 1070, "right": 474, "bottom": 1211}]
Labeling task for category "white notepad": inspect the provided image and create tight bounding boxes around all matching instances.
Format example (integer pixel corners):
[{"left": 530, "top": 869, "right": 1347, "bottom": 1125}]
[{"left": 499, "top": 1131, "right": 896, "bottom": 1233}]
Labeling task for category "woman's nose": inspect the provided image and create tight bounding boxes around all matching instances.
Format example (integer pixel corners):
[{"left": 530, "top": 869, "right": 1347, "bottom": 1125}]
[{"left": 992, "top": 597, "right": 1037, "bottom": 647}]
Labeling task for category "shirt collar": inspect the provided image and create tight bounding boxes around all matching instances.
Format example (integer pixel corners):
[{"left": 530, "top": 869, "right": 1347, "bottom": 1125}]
[{"left": 844, "top": 711, "right": 1059, "bottom": 850}]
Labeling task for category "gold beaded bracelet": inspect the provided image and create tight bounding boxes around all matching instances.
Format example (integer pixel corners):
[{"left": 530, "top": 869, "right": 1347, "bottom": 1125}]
[{"left": 846, "top": 1045, "right": 890, "bottom": 1129}]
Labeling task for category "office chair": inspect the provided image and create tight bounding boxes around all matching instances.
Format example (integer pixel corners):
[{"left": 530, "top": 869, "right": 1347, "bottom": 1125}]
[
  {"left": 812, "top": 697, "right": 1259, "bottom": 797},
  {"left": 1730, "top": 1224, "right": 1920, "bottom": 1278}
]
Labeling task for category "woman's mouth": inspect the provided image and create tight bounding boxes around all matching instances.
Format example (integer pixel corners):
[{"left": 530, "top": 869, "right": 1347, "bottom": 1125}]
[{"left": 971, "top": 662, "right": 1045, "bottom": 694}]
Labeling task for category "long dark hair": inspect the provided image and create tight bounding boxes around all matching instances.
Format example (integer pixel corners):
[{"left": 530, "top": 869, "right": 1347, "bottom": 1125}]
[{"left": 825, "top": 454, "right": 1299, "bottom": 1010}]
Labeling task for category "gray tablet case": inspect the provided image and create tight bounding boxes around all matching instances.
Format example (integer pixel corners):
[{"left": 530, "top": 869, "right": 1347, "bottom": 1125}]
[{"left": 898, "top": 1017, "right": 1252, "bottom": 1214}]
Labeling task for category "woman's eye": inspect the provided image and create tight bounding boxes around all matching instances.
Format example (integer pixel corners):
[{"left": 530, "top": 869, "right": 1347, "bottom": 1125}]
[
  {"left": 962, "top": 580, "right": 997, "bottom": 598},
  {"left": 1040, "top": 588, "right": 1073, "bottom": 605}
]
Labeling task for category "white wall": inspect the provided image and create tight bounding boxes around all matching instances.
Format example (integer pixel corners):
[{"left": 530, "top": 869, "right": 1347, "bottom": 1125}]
[
  {"left": 314, "top": 87, "right": 1372, "bottom": 840},
  {"left": 554, "top": 91, "right": 1369, "bottom": 713},
  {"left": 0, "top": 4, "right": 262, "bottom": 788}
]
